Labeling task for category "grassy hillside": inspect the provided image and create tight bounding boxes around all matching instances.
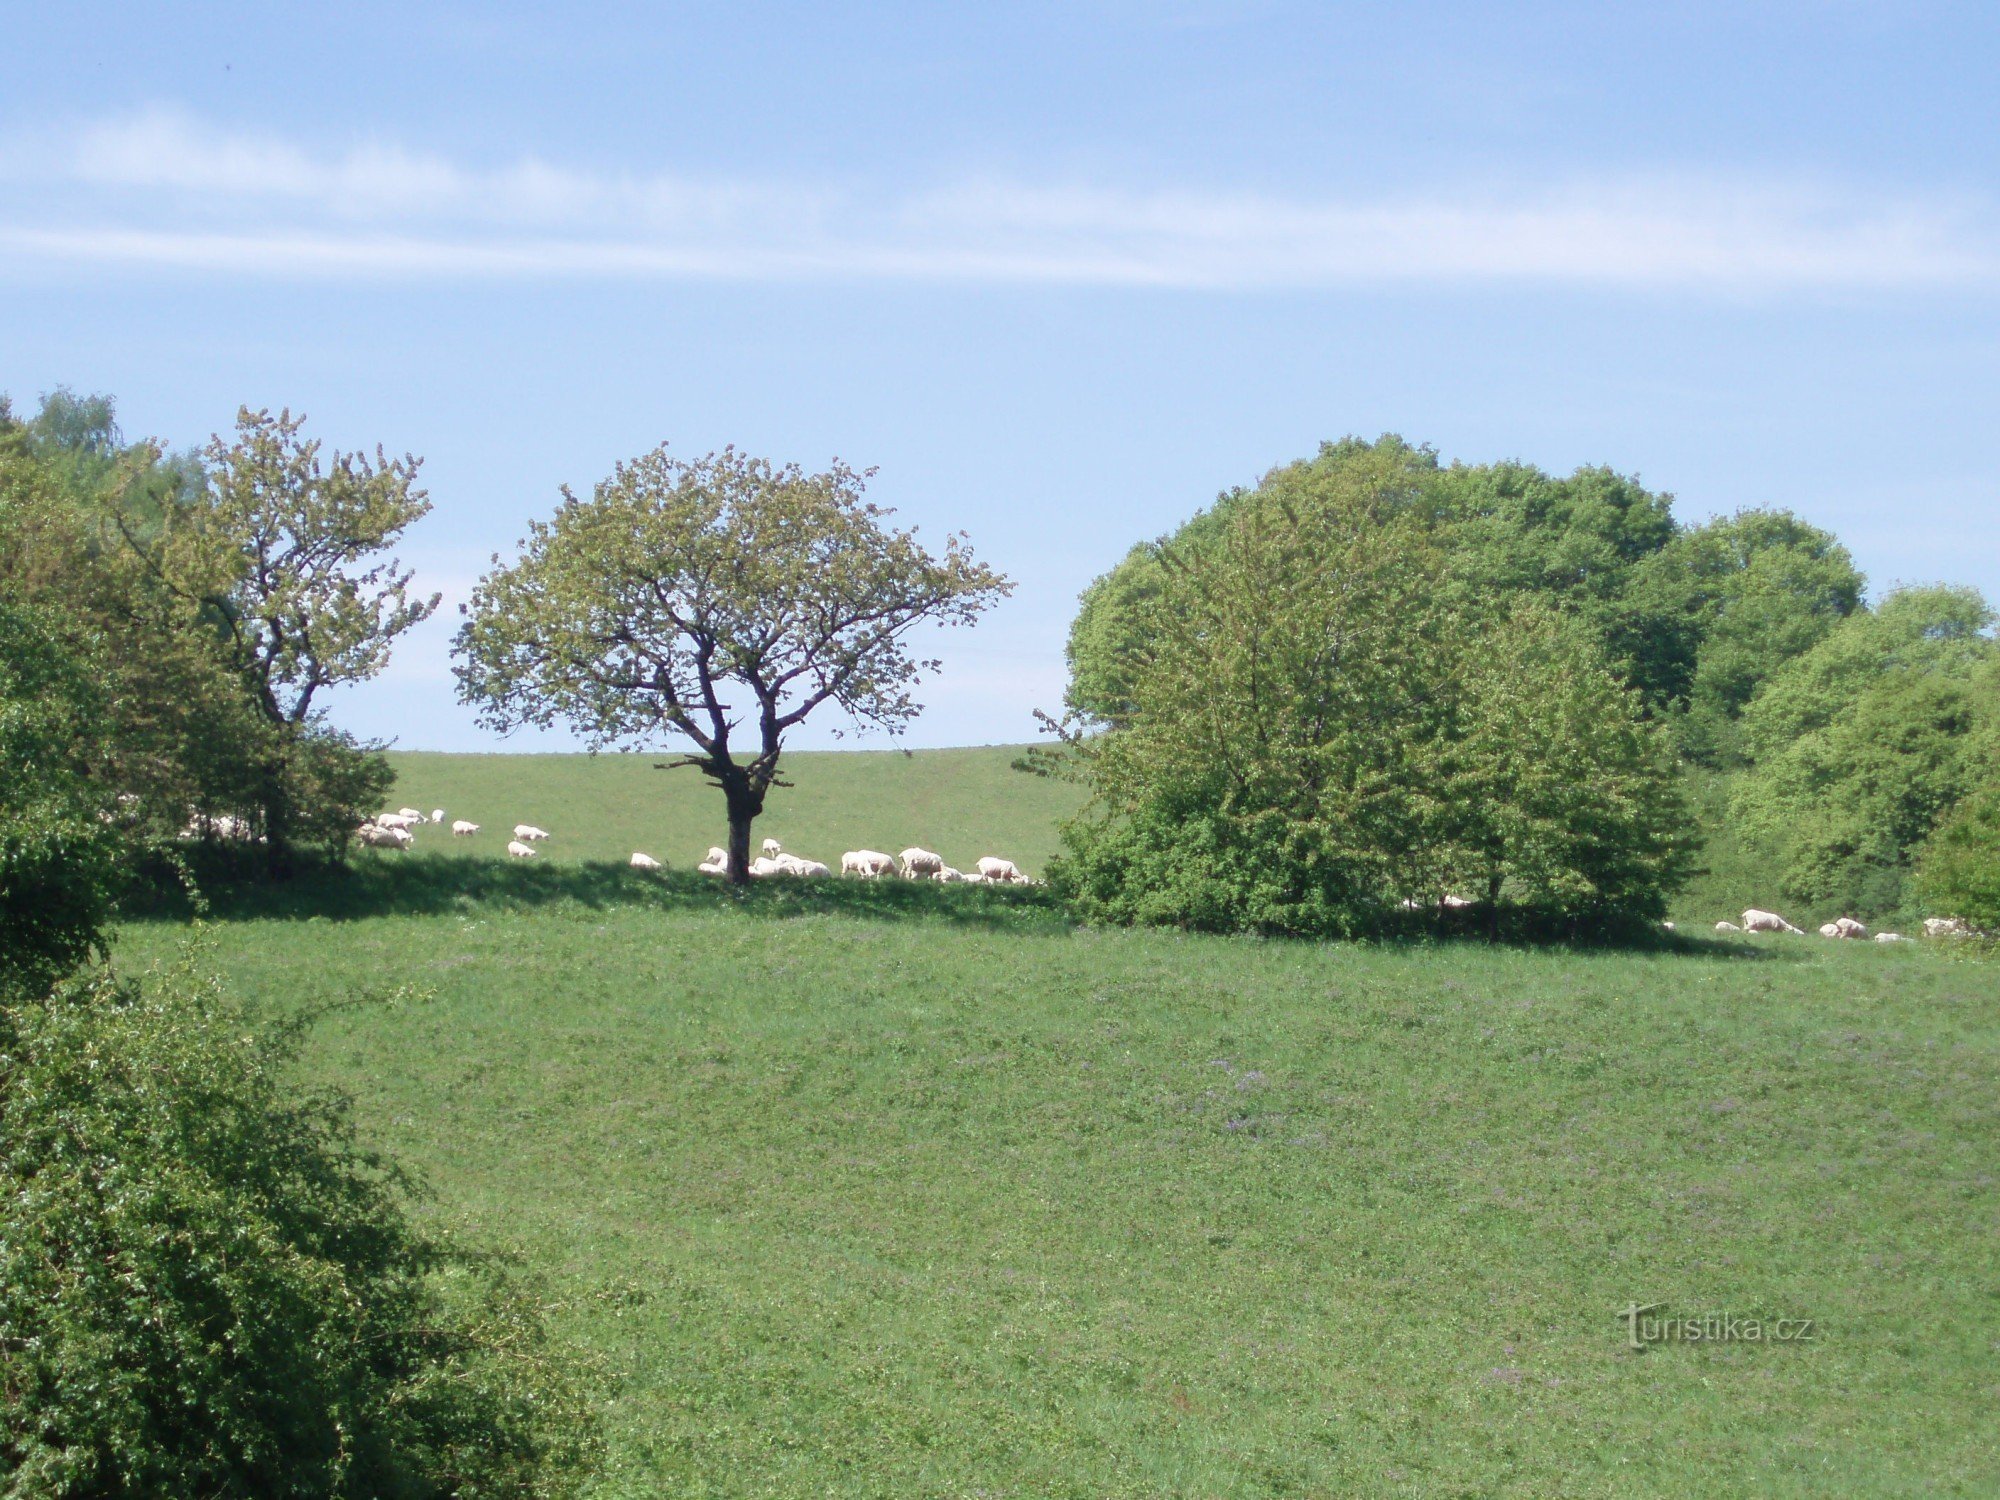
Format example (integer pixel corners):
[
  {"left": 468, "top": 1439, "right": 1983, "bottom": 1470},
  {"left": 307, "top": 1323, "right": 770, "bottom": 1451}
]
[
  {"left": 380, "top": 745, "right": 1085, "bottom": 878},
  {"left": 375, "top": 750, "right": 1831, "bottom": 931},
  {"left": 114, "top": 870, "right": 1998, "bottom": 1497}
]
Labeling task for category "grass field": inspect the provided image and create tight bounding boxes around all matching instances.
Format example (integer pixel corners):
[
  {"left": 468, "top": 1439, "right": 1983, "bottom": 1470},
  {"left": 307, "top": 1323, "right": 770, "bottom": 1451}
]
[
  {"left": 112, "top": 750, "right": 1999, "bottom": 1496},
  {"left": 374, "top": 745, "right": 1086, "bottom": 879}
]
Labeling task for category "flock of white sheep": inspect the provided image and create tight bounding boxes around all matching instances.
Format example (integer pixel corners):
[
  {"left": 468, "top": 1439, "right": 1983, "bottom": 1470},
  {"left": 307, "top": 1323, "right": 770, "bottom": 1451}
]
[
  {"left": 350, "top": 813, "right": 1983, "bottom": 932},
  {"left": 1711, "top": 908, "right": 1978, "bottom": 942},
  {"left": 353, "top": 809, "right": 1034, "bottom": 884}
]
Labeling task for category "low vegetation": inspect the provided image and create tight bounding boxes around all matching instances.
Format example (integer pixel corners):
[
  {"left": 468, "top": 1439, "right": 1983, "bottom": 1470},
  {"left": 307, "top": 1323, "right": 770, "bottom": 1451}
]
[{"left": 111, "top": 871, "right": 1999, "bottom": 1497}]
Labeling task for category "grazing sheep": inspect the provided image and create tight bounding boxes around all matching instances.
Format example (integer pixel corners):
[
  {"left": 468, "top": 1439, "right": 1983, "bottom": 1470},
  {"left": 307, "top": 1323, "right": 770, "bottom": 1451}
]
[
  {"left": 452, "top": 820, "right": 480, "bottom": 836},
  {"left": 1833, "top": 916, "right": 1867, "bottom": 938},
  {"left": 934, "top": 866, "right": 967, "bottom": 883},
  {"left": 696, "top": 859, "right": 728, "bottom": 876},
  {"left": 787, "top": 857, "right": 831, "bottom": 878},
  {"left": 1875, "top": 932, "right": 1906, "bottom": 943},
  {"left": 1818, "top": 922, "right": 1842, "bottom": 939},
  {"left": 1742, "top": 908, "right": 1804, "bottom": 935},
  {"left": 1661, "top": 921, "right": 1677, "bottom": 932},
  {"left": 358, "top": 823, "right": 413, "bottom": 849},
  {"left": 706, "top": 846, "right": 729, "bottom": 867},
  {"left": 513, "top": 824, "right": 550, "bottom": 841},
  {"left": 507, "top": 839, "right": 537, "bottom": 859},
  {"left": 431, "top": 808, "right": 446, "bottom": 824},
  {"left": 376, "top": 812, "right": 419, "bottom": 831},
  {"left": 1923, "top": 916, "right": 1972, "bottom": 938},
  {"left": 899, "top": 847, "right": 945, "bottom": 879},
  {"left": 1715, "top": 920, "right": 1741, "bottom": 932},
  {"left": 396, "top": 807, "right": 426, "bottom": 825},
  {"left": 748, "top": 855, "right": 783, "bottom": 878},
  {"left": 975, "top": 856, "right": 1024, "bottom": 884},
  {"left": 630, "top": 852, "right": 662, "bottom": 870},
  {"left": 762, "top": 838, "right": 783, "bottom": 857},
  {"left": 842, "top": 849, "right": 896, "bottom": 878}
]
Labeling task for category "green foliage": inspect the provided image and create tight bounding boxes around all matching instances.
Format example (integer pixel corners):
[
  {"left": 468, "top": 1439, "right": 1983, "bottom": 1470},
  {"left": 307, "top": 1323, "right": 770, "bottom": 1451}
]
[
  {"left": 0, "top": 409, "right": 271, "bottom": 848},
  {"left": 1062, "top": 435, "right": 1439, "bottom": 727},
  {"left": 1433, "top": 458, "right": 1681, "bottom": 705},
  {"left": 456, "top": 445, "right": 1010, "bottom": 876},
  {"left": 122, "top": 405, "right": 438, "bottom": 864},
  {"left": 1439, "top": 600, "right": 1699, "bottom": 925},
  {"left": 0, "top": 602, "right": 119, "bottom": 1000},
  {"left": 1632, "top": 509, "right": 1865, "bottom": 762},
  {"left": 0, "top": 947, "right": 599, "bottom": 1498},
  {"left": 1050, "top": 465, "right": 1693, "bottom": 937},
  {"left": 1732, "top": 586, "right": 2000, "bottom": 915},
  {"left": 1916, "top": 777, "right": 2000, "bottom": 933}
]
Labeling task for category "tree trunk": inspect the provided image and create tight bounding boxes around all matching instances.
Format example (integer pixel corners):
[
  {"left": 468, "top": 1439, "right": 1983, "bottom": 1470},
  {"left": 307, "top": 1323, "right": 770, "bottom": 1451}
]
[
  {"left": 263, "top": 753, "right": 296, "bottom": 881},
  {"left": 721, "top": 770, "right": 762, "bottom": 887},
  {"left": 727, "top": 804, "right": 754, "bottom": 887}
]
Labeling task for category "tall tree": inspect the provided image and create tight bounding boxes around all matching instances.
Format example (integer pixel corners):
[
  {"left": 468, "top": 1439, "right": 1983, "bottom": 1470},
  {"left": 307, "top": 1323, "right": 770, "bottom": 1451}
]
[
  {"left": 131, "top": 407, "right": 437, "bottom": 868},
  {"left": 1627, "top": 508, "right": 1865, "bottom": 763},
  {"left": 1050, "top": 463, "right": 1692, "bottom": 938},
  {"left": 1731, "top": 586, "right": 1999, "bottom": 915},
  {"left": 454, "top": 445, "right": 1011, "bottom": 881}
]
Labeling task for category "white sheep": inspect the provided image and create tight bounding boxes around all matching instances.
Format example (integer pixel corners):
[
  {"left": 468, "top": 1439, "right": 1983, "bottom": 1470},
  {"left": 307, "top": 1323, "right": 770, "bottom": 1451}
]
[
  {"left": 762, "top": 838, "right": 784, "bottom": 857},
  {"left": 842, "top": 850, "right": 896, "bottom": 878},
  {"left": 1715, "top": 920, "right": 1741, "bottom": 932},
  {"left": 706, "top": 846, "right": 729, "bottom": 867},
  {"left": 431, "top": 808, "right": 446, "bottom": 824},
  {"left": 1924, "top": 917, "right": 1972, "bottom": 938},
  {"left": 975, "top": 856, "right": 1024, "bottom": 884},
  {"left": 513, "top": 824, "right": 550, "bottom": 841},
  {"left": 630, "top": 852, "right": 662, "bottom": 870},
  {"left": 1875, "top": 932, "right": 1906, "bottom": 943},
  {"left": 396, "top": 807, "right": 426, "bottom": 825},
  {"left": 452, "top": 820, "right": 480, "bottom": 836},
  {"left": 507, "top": 839, "right": 538, "bottom": 859},
  {"left": 696, "top": 860, "right": 728, "bottom": 876},
  {"left": 1742, "top": 908, "right": 1804, "bottom": 935},
  {"left": 899, "top": 847, "right": 944, "bottom": 879},
  {"left": 358, "top": 823, "right": 413, "bottom": 849}
]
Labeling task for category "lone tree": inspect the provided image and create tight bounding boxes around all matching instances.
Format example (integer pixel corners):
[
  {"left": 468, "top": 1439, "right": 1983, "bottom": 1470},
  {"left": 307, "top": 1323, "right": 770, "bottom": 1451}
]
[{"left": 454, "top": 445, "right": 1011, "bottom": 881}]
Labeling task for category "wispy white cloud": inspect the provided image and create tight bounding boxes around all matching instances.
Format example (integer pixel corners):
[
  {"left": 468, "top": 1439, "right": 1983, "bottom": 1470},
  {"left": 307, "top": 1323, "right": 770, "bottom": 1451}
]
[{"left": 3, "top": 107, "right": 1995, "bottom": 290}]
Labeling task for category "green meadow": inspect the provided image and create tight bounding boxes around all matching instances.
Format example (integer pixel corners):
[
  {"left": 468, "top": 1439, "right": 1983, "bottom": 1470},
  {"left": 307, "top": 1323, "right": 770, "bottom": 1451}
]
[
  {"left": 112, "top": 750, "right": 2000, "bottom": 1497},
  {"left": 370, "top": 745, "right": 1085, "bottom": 877}
]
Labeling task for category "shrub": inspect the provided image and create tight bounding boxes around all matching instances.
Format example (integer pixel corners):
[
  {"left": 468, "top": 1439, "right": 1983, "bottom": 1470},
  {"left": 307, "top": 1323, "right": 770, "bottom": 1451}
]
[
  {"left": 0, "top": 947, "right": 599, "bottom": 1498},
  {"left": 0, "top": 600, "right": 119, "bottom": 1000}
]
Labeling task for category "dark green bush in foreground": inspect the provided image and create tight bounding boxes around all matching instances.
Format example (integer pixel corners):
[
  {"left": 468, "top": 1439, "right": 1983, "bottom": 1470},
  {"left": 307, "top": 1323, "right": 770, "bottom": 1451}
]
[{"left": 0, "top": 947, "right": 599, "bottom": 1498}]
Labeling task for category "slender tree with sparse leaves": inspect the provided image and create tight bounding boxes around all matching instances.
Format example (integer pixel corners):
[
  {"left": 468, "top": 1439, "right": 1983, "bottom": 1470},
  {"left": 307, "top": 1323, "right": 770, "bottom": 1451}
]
[
  {"left": 125, "top": 407, "right": 438, "bottom": 870},
  {"left": 454, "top": 445, "right": 1011, "bottom": 881}
]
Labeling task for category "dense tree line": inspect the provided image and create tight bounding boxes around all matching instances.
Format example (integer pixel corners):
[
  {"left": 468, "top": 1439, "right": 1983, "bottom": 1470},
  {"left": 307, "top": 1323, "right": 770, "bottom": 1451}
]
[
  {"left": 1059, "top": 435, "right": 1997, "bottom": 932},
  {"left": 0, "top": 390, "right": 433, "bottom": 878}
]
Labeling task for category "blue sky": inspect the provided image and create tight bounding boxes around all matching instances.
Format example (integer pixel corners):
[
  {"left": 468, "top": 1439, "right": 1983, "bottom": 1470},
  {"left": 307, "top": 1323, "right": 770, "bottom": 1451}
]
[{"left": 5, "top": 2, "right": 1996, "bottom": 750}]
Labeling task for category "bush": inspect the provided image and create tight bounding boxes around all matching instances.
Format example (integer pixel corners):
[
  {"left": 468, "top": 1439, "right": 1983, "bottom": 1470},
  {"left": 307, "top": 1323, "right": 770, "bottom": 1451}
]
[
  {"left": 0, "top": 947, "right": 599, "bottom": 1498},
  {"left": 0, "top": 600, "right": 119, "bottom": 1000}
]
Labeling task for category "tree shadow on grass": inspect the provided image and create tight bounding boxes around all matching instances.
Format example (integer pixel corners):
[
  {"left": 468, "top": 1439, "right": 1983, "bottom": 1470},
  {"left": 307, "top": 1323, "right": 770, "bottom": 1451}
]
[{"left": 120, "top": 854, "right": 1070, "bottom": 935}]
